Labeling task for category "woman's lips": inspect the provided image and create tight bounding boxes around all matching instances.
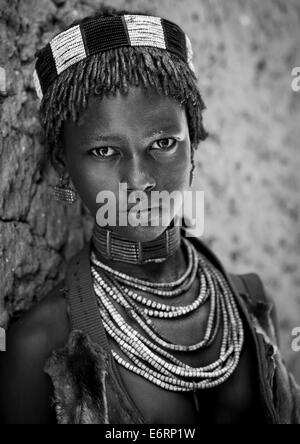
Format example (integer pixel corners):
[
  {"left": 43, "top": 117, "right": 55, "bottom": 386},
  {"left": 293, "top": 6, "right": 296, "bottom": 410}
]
[
  {"left": 127, "top": 207, "right": 160, "bottom": 214},
  {"left": 123, "top": 205, "right": 161, "bottom": 213}
]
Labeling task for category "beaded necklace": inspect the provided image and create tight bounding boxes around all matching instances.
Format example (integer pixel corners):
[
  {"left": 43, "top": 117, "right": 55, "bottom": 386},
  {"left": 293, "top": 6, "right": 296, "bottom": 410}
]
[{"left": 90, "top": 237, "right": 244, "bottom": 392}]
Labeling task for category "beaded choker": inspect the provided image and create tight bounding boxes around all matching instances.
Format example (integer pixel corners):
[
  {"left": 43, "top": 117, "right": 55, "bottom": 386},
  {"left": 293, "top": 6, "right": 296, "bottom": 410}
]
[
  {"left": 33, "top": 14, "right": 195, "bottom": 100},
  {"left": 92, "top": 223, "right": 181, "bottom": 264}
]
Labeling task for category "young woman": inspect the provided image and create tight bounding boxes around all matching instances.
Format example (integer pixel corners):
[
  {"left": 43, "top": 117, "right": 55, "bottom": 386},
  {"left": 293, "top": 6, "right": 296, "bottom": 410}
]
[{"left": 0, "top": 6, "right": 299, "bottom": 424}]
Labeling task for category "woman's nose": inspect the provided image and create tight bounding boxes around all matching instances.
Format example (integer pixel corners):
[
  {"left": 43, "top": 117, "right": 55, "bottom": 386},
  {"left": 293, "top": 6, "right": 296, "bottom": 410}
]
[{"left": 121, "top": 156, "right": 156, "bottom": 193}]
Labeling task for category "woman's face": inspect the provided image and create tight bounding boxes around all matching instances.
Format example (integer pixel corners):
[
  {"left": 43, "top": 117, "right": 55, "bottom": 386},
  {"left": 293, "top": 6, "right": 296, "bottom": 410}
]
[{"left": 63, "top": 85, "right": 191, "bottom": 242}]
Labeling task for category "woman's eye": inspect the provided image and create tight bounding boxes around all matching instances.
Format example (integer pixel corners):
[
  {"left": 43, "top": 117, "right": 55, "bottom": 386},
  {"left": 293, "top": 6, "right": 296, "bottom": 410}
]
[
  {"left": 89, "top": 147, "right": 117, "bottom": 158},
  {"left": 152, "top": 138, "right": 177, "bottom": 151}
]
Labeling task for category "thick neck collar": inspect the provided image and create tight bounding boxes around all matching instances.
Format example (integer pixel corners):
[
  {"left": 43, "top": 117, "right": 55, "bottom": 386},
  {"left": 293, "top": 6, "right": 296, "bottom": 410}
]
[{"left": 91, "top": 222, "right": 182, "bottom": 265}]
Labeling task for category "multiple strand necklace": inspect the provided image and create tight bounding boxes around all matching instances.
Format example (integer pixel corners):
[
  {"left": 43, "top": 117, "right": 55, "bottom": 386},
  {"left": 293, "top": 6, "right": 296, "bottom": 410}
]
[{"left": 90, "top": 237, "right": 244, "bottom": 392}]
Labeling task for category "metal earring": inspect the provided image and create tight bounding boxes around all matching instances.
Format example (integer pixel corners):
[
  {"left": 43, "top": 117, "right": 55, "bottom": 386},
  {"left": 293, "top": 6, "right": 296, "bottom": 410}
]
[
  {"left": 53, "top": 175, "right": 78, "bottom": 204},
  {"left": 189, "top": 162, "right": 195, "bottom": 187}
]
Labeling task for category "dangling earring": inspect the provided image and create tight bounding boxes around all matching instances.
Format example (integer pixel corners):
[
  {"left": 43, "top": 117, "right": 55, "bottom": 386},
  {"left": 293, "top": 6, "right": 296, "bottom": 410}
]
[
  {"left": 53, "top": 175, "right": 78, "bottom": 204},
  {"left": 189, "top": 158, "right": 195, "bottom": 187}
]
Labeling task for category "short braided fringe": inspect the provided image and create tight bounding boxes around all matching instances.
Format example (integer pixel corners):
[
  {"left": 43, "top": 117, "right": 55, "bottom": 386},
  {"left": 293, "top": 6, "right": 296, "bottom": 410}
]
[{"left": 39, "top": 41, "right": 208, "bottom": 174}]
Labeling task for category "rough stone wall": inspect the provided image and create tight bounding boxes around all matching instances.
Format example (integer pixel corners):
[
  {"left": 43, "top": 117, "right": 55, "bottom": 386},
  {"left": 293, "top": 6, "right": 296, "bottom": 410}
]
[{"left": 0, "top": 0, "right": 299, "bottom": 382}]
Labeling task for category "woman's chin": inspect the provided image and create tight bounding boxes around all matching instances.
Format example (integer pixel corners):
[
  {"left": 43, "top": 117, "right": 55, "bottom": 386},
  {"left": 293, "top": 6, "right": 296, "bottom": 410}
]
[{"left": 108, "top": 224, "right": 169, "bottom": 243}]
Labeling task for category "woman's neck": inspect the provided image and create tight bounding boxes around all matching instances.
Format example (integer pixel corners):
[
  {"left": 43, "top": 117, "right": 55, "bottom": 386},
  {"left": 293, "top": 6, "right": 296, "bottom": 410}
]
[{"left": 91, "top": 233, "right": 188, "bottom": 284}]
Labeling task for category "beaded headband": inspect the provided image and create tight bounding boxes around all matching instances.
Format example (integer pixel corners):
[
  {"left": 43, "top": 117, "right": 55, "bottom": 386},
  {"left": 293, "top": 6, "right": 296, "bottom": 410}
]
[{"left": 33, "top": 14, "right": 195, "bottom": 100}]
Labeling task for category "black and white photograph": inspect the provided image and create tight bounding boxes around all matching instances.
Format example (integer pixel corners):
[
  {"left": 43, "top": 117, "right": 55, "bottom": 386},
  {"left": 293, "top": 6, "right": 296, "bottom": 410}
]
[{"left": 0, "top": 0, "right": 299, "bottom": 427}]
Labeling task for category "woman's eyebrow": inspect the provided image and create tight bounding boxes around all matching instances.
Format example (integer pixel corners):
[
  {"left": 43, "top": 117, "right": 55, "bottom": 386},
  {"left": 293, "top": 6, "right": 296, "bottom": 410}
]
[
  {"left": 86, "top": 125, "right": 183, "bottom": 143},
  {"left": 145, "top": 125, "right": 183, "bottom": 138}
]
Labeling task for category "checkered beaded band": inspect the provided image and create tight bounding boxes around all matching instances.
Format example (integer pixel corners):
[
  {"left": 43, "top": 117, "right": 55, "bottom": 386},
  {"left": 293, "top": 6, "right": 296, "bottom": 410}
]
[{"left": 33, "top": 14, "right": 195, "bottom": 100}]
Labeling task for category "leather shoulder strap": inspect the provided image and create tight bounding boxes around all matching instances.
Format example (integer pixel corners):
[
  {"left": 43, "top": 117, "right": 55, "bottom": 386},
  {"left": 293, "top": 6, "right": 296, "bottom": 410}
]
[
  {"left": 65, "top": 241, "right": 110, "bottom": 353},
  {"left": 230, "top": 272, "right": 279, "bottom": 343},
  {"left": 229, "top": 272, "right": 268, "bottom": 304}
]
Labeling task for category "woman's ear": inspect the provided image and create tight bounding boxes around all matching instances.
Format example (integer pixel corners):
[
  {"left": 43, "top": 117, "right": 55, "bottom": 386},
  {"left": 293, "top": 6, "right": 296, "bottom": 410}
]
[
  {"left": 54, "top": 125, "right": 68, "bottom": 173},
  {"left": 51, "top": 140, "right": 67, "bottom": 178}
]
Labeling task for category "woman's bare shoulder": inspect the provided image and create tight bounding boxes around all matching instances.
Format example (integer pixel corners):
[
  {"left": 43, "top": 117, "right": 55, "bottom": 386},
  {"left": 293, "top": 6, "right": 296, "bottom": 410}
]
[
  {"left": 0, "top": 282, "right": 70, "bottom": 424},
  {"left": 10, "top": 281, "right": 70, "bottom": 351}
]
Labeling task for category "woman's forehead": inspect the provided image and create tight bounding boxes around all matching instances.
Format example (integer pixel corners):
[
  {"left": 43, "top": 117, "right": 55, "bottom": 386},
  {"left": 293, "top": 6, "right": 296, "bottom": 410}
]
[{"left": 76, "top": 85, "right": 186, "bottom": 129}]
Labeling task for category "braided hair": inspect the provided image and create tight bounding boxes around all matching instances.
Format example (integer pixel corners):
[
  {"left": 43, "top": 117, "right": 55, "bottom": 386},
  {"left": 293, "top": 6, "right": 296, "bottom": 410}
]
[{"left": 37, "top": 6, "right": 208, "bottom": 182}]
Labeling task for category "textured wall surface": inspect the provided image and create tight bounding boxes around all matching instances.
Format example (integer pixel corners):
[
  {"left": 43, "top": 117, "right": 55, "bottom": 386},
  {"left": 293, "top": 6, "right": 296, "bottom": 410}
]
[{"left": 0, "top": 0, "right": 299, "bottom": 382}]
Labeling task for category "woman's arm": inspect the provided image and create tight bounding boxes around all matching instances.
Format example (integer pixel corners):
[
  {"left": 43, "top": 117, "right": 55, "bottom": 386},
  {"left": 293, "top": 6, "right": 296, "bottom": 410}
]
[
  {"left": 0, "top": 285, "right": 70, "bottom": 424},
  {"left": 0, "top": 320, "right": 57, "bottom": 424}
]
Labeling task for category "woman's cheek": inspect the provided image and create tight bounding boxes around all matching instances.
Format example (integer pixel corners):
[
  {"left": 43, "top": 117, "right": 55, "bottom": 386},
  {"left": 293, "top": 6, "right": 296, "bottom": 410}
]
[
  {"left": 66, "top": 162, "right": 105, "bottom": 213},
  {"left": 164, "top": 153, "right": 190, "bottom": 191}
]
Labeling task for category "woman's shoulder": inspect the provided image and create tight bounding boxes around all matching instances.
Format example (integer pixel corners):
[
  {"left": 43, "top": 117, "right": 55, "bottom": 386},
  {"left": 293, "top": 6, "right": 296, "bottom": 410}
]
[
  {"left": 0, "top": 281, "right": 70, "bottom": 424},
  {"left": 10, "top": 281, "right": 70, "bottom": 353}
]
